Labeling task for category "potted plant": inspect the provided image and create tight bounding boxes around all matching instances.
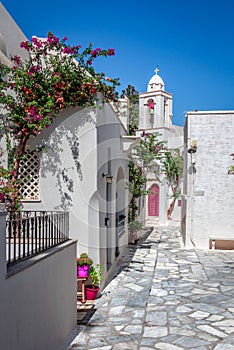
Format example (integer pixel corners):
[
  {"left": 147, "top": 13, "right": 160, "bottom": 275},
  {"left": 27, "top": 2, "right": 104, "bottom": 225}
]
[
  {"left": 77, "top": 253, "right": 93, "bottom": 277},
  {"left": 128, "top": 220, "right": 143, "bottom": 244},
  {"left": 85, "top": 264, "right": 104, "bottom": 300}
]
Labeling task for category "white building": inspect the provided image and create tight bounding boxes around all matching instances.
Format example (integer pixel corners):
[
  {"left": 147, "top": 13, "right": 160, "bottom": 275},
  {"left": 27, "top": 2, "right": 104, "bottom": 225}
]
[
  {"left": 0, "top": 4, "right": 78, "bottom": 350},
  {"left": 0, "top": 3, "right": 130, "bottom": 349},
  {"left": 182, "top": 110, "right": 234, "bottom": 249},
  {"left": 136, "top": 69, "right": 183, "bottom": 226},
  {"left": 0, "top": 2, "right": 130, "bottom": 273},
  {"left": 22, "top": 101, "right": 130, "bottom": 272}
]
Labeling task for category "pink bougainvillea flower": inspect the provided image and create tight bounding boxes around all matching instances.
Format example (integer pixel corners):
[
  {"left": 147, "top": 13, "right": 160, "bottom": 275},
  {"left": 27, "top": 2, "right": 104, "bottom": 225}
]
[
  {"left": 0, "top": 32, "right": 119, "bottom": 211},
  {"left": 20, "top": 41, "right": 30, "bottom": 51},
  {"left": 31, "top": 37, "right": 43, "bottom": 49},
  {"left": 28, "top": 65, "right": 41, "bottom": 75},
  {"left": 107, "top": 48, "right": 115, "bottom": 56},
  {"left": 90, "top": 49, "right": 97, "bottom": 56},
  {"left": 12, "top": 55, "right": 21, "bottom": 66}
]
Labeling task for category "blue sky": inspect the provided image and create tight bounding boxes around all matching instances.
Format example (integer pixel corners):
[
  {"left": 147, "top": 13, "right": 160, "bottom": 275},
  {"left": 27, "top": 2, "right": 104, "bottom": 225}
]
[{"left": 1, "top": 0, "right": 234, "bottom": 126}]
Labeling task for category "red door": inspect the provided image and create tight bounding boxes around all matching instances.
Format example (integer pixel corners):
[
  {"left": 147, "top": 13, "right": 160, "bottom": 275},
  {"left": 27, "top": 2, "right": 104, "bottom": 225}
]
[{"left": 148, "top": 184, "right": 159, "bottom": 216}]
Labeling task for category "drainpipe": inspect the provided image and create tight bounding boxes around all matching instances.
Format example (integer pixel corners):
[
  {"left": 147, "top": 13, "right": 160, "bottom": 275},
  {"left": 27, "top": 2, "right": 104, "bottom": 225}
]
[{"left": 187, "top": 141, "right": 197, "bottom": 247}]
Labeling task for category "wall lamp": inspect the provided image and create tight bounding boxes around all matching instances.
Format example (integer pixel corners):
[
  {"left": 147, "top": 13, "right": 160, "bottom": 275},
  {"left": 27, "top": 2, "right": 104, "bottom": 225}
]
[
  {"left": 102, "top": 173, "right": 113, "bottom": 184},
  {"left": 188, "top": 140, "right": 197, "bottom": 154},
  {"left": 188, "top": 147, "right": 197, "bottom": 154}
]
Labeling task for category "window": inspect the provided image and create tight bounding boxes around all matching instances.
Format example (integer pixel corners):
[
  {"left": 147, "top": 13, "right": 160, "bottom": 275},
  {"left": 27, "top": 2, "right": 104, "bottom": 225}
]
[
  {"left": 147, "top": 98, "right": 155, "bottom": 115},
  {"left": 18, "top": 150, "right": 40, "bottom": 201}
]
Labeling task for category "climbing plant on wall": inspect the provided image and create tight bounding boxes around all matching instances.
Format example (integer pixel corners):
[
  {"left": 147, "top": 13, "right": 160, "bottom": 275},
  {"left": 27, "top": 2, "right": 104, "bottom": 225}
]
[
  {"left": 128, "top": 132, "right": 166, "bottom": 224},
  {"left": 129, "top": 132, "right": 183, "bottom": 225},
  {"left": 128, "top": 160, "right": 148, "bottom": 223},
  {"left": 0, "top": 33, "right": 119, "bottom": 210},
  {"left": 163, "top": 149, "right": 183, "bottom": 220},
  {"left": 120, "top": 85, "right": 139, "bottom": 136},
  {"left": 228, "top": 153, "right": 234, "bottom": 174}
]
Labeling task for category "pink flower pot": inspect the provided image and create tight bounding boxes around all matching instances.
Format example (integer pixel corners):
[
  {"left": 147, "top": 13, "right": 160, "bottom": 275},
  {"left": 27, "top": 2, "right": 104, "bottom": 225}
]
[
  {"left": 77, "top": 265, "right": 89, "bottom": 277},
  {"left": 85, "top": 286, "right": 100, "bottom": 300}
]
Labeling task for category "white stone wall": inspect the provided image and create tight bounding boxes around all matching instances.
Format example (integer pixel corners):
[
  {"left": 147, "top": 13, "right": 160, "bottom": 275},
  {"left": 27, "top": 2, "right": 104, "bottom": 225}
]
[
  {"left": 183, "top": 111, "right": 234, "bottom": 249},
  {"left": 0, "top": 209, "right": 77, "bottom": 350},
  {"left": 96, "top": 103, "right": 129, "bottom": 269},
  {"left": 22, "top": 102, "right": 129, "bottom": 277},
  {"left": 139, "top": 91, "right": 172, "bottom": 130},
  {"left": 0, "top": 3, "right": 29, "bottom": 62},
  {"left": 0, "top": 5, "right": 77, "bottom": 349},
  {"left": 23, "top": 106, "right": 98, "bottom": 253},
  {"left": 0, "top": 1, "right": 130, "bottom": 282}
]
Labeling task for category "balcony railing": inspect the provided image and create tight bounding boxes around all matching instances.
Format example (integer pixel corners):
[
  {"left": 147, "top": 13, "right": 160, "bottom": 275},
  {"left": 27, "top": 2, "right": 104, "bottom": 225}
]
[{"left": 6, "top": 211, "right": 69, "bottom": 267}]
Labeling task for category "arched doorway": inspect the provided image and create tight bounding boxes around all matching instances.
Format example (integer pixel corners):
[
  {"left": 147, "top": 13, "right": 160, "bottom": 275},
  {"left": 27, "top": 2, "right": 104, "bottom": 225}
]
[{"left": 148, "top": 184, "right": 159, "bottom": 217}]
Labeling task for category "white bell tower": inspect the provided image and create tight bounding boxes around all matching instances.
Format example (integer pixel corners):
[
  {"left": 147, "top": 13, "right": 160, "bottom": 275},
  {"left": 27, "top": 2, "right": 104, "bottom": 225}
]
[{"left": 138, "top": 68, "right": 173, "bottom": 130}]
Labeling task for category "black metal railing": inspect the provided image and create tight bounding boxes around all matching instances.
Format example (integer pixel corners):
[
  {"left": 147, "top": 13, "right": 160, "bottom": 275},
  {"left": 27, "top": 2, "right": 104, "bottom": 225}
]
[{"left": 6, "top": 211, "right": 69, "bottom": 267}]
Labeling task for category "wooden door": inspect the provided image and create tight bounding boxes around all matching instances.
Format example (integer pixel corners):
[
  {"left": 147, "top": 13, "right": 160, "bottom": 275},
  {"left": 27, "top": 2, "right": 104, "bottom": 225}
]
[{"left": 148, "top": 184, "right": 159, "bottom": 216}]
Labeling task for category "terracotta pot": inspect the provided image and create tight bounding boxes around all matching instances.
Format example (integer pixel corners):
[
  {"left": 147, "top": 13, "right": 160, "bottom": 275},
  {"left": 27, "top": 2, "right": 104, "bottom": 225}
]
[
  {"left": 77, "top": 265, "right": 89, "bottom": 277},
  {"left": 85, "top": 285, "right": 100, "bottom": 300}
]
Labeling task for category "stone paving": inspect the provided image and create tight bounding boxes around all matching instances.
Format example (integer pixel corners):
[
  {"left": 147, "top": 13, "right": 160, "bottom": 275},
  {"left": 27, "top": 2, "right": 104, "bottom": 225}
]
[{"left": 67, "top": 225, "right": 234, "bottom": 349}]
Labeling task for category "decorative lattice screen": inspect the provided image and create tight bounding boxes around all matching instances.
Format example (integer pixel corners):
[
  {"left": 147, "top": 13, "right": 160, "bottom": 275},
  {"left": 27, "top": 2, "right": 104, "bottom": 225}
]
[{"left": 18, "top": 150, "right": 40, "bottom": 200}]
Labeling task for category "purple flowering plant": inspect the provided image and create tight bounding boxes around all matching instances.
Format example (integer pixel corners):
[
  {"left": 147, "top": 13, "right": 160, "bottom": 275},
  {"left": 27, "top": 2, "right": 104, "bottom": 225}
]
[{"left": 0, "top": 33, "right": 120, "bottom": 210}]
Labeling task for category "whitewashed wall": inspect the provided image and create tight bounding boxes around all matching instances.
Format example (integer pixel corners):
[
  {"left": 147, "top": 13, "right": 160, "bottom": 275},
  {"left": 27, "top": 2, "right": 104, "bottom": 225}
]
[
  {"left": 23, "top": 106, "right": 98, "bottom": 253},
  {"left": 23, "top": 102, "right": 129, "bottom": 280},
  {"left": 96, "top": 103, "right": 129, "bottom": 270},
  {"left": 0, "top": 5, "right": 77, "bottom": 350},
  {"left": 183, "top": 111, "right": 234, "bottom": 249},
  {"left": 0, "top": 211, "right": 77, "bottom": 350},
  {"left": 0, "top": 3, "right": 29, "bottom": 62}
]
